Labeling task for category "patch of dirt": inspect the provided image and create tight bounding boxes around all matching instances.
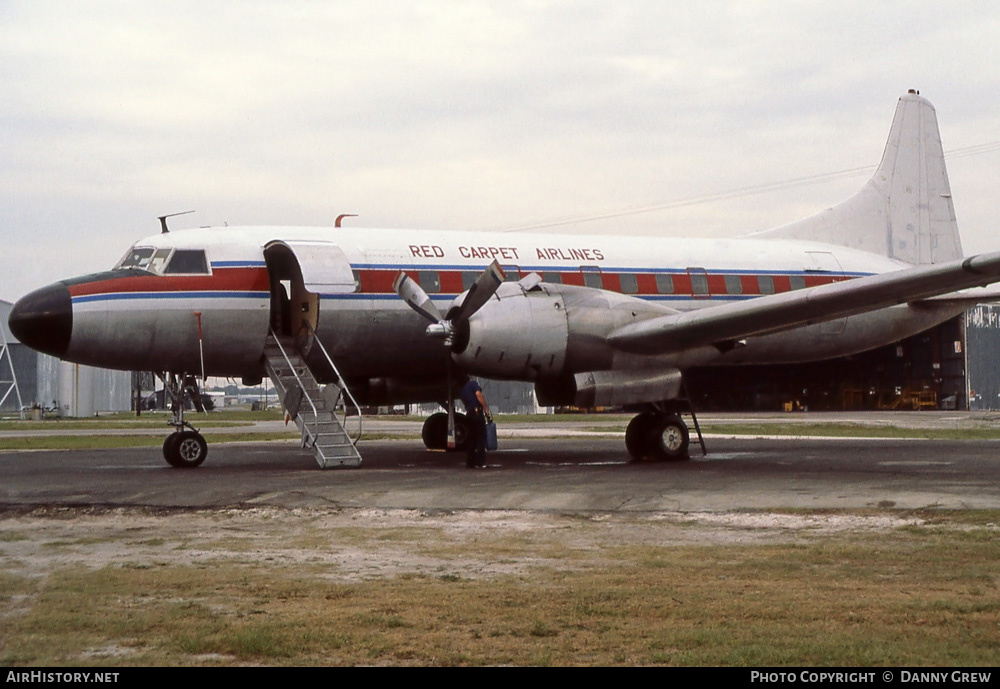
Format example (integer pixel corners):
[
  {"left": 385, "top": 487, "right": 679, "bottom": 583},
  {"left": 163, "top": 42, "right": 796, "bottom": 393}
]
[{"left": 0, "top": 506, "right": 924, "bottom": 584}]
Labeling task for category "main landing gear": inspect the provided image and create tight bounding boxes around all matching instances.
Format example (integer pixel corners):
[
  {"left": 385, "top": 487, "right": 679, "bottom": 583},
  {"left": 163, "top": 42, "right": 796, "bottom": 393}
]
[
  {"left": 159, "top": 373, "right": 209, "bottom": 468},
  {"left": 625, "top": 402, "right": 706, "bottom": 462},
  {"left": 421, "top": 411, "right": 471, "bottom": 451}
]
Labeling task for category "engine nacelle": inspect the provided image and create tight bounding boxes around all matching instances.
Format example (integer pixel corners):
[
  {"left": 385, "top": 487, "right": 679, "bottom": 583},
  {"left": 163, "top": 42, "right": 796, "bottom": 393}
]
[
  {"left": 535, "top": 368, "right": 683, "bottom": 408},
  {"left": 353, "top": 376, "right": 449, "bottom": 406},
  {"left": 452, "top": 280, "right": 678, "bottom": 380},
  {"left": 453, "top": 282, "right": 569, "bottom": 379}
]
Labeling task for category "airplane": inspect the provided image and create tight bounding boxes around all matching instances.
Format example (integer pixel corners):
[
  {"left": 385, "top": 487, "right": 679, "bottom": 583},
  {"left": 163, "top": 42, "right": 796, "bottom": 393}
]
[{"left": 9, "top": 90, "right": 1000, "bottom": 469}]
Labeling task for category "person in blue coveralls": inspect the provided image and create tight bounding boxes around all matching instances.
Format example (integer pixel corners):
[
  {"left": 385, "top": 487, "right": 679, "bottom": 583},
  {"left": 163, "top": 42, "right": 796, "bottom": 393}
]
[{"left": 459, "top": 377, "right": 491, "bottom": 468}]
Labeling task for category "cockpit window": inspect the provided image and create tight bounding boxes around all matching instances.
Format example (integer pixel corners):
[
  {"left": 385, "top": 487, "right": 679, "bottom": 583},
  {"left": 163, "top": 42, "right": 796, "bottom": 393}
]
[
  {"left": 118, "top": 247, "right": 155, "bottom": 270},
  {"left": 149, "top": 248, "right": 172, "bottom": 273},
  {"left": 164, "top": 249, "right": 209, "bottom": 274},
  {"left": 116, "top": 246, "right": 210, "bottom": 275}
]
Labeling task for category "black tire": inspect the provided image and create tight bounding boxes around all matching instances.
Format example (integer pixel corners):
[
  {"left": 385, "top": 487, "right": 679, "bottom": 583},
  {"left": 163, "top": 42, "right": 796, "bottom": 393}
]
[
  {"left": 452, "top": 413, "right": 470, "bottom": 452},
  {"left": 421, "top": 412, "right": 448, "bottom": 450},
  {"left": 162, "top": 433, "right": 183, "bottom": 467},
  {"left": 625, "top": 412, "right": 657, "bottom": 461},
  {"left": 648, "top": 414, "right": 690, "bottom": 461},
  {"left": 422, "top": 412, "right": 470, "bottom": 451},
  {"left": 167, "top": 430, "right": 208, "bottom": 468}
]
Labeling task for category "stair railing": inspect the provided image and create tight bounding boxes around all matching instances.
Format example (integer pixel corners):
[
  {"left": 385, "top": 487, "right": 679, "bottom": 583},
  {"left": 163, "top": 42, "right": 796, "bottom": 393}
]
[
  {"left": 268, "top": 328, "right": 321, "bottom": 447},
  {"left": 301, "top": 320, "right": 363, "bottom": 444}
]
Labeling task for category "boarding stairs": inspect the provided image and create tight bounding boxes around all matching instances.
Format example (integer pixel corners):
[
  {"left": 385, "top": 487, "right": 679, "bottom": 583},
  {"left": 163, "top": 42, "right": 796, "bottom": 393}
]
[{"left": 264, "top": 328, "right": 363, "bottom": 468}]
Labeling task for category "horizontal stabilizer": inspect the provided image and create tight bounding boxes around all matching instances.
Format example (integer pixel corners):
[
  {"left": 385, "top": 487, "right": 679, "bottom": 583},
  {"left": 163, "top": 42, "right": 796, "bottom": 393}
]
[{"left": 608, "top": 252, "right": 1000, "bottom": 355}]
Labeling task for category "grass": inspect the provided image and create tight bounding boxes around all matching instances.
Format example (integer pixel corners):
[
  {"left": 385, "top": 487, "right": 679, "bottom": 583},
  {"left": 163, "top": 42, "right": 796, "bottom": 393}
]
[
  {"left": 8, "top": 412, "right": 1000, "bottom": 452},
  {"left": 0, "top": 419, "right": 254, "bottom": 432},
  {"left": 9, "top": 409, "right": 1000, "bottom": 443},
  {"left": 0, "top": 433, "right": 297, "bottom": 451},
  {"left": 0, "top": 429, "right": 415, "bottom": 451},
  {"left": 1, "top": 509, "right": 999, "bottom": 666},
  {"left": 698, "top": 422, "right": 1000, "bottom": 439},
  {"left": 0, "top": 409, "right": 284, "bottom": 431}
]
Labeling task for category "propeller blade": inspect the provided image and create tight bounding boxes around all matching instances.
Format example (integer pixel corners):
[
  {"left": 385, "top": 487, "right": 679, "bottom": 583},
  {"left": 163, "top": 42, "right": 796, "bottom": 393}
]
[
  {"left": 452, "top": 260, "right": 505, "bottom": 324},
  {"left": 518, "top": 272, "right": 543, "bottom": 291},
  {"left": 393, "top": 271, "right": 443, "bottom": 324}
]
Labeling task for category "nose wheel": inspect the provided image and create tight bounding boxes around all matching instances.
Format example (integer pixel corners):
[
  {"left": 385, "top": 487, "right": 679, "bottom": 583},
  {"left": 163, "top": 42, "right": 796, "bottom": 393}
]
[{"left": 163, "top": 430, "right": 208, "bottom": 468}]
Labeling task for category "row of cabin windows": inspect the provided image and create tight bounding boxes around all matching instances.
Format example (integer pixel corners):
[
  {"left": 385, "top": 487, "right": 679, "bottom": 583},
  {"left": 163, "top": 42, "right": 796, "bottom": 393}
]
[{"left": 415, "top": 268, "right": 810, "bottom": 295}]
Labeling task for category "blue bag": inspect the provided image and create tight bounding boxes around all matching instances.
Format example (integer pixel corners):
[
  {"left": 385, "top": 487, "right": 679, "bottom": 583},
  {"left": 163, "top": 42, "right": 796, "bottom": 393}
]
[{"left": 486, "top": 419, "right": 498, "bottom": 451}]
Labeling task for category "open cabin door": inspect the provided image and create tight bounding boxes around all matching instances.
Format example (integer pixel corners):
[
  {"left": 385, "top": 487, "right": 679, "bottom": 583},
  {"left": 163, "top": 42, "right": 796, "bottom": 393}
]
[{"left": 263, "top": 240, "right": 357, "bottom": 351}]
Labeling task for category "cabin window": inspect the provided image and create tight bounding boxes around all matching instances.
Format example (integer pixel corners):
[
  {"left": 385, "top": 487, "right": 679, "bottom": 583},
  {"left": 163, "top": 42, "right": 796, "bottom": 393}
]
[
  {"left": 502, "top": 266, "right": 521, "bottom": 282},
  {"left": 689, "top": 272, "right": 709, "bottom": 296},
  {"left": 724, "top": 275, "right": 742, "bottom": 295},
  {"left": 789, "top": 276, "right": 806, "bottom": 291},
  {"left": 581, "top": 267, "right": 602, "bottom": 289},
  {"left": 541, "top": 272, "right": 563, "bottom": 284},
  {"left": 164, "top": 249, "right": 209, "bottom": 275},
  {"left": 418, "top": 270, "right": 441, "bottom": 293},
  {"left": 655, "top": 274, "right": 674, "bottom": 294},
  {"left": 619, "top": 273, "right": 638, "bottom": 294},
  {"left": 758, "top": 275, "right": 775, "bottom": 294}
]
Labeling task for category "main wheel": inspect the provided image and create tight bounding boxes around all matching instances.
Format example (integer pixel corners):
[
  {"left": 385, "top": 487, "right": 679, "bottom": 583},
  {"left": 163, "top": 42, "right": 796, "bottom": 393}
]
[
  {"left": 421, "top": 412, "right": 448, "bottom": 450},
  {"left": 648, "top": 414, "right": 690, "bottom": 461},
  {"left": 421, "top": 412, "right": 471, "bottom": 451},
  {"left": 452, "top": 412, "right": 470, "bottom": 452},
  {"left": 166, "top": 430, "right": 208, "bottom": 468},
  {"left": 625, "top": 412, "right": 657, "bottom": 461}
]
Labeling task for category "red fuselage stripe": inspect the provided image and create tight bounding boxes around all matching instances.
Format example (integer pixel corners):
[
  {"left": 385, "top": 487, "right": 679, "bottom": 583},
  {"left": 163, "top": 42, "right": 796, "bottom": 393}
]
[{"left": 68, "top": 266, "right": 850, "bottom": 299}]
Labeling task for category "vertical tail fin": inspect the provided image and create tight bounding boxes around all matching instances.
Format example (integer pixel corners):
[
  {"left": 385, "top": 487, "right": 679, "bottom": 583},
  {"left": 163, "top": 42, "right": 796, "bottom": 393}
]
[{"left": 753, "top": 91, "right": 962, "bottom": 265}]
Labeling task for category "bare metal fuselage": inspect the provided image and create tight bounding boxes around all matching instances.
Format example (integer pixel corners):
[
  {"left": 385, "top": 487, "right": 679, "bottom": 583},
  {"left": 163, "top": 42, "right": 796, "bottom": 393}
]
[{"left": 44, "top": 226, "right": 965, "bottom": 405}]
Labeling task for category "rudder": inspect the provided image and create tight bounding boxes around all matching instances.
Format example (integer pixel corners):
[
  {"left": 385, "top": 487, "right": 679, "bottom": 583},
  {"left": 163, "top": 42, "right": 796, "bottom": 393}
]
[{"left": 752, "top": 91, "right": 962, "bottom": 265}]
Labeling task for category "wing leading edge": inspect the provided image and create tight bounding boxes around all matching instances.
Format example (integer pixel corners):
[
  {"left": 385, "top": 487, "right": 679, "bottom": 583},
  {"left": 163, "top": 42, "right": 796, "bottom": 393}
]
[{"left": 607, "top": 252, "right": 1000, "bottom": 356}]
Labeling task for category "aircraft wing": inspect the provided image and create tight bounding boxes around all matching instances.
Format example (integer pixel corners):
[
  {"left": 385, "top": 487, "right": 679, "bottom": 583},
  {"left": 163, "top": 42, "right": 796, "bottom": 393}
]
[
  {"left": 907, "top": 283, "right": 1000, "bottom": 307},
  {"left": 607, "top": 252, "right": 1000, "bottom": 356}
]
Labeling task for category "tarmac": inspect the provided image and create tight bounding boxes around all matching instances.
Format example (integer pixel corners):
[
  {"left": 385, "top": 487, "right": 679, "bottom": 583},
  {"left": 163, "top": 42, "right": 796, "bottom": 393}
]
[{"left": 2, "top": 412, "right": 998, "bottom": 512}]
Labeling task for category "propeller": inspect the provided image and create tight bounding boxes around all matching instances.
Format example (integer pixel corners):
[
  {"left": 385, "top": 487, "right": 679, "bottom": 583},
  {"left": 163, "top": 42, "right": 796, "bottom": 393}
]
[
  {"left": 393, "top": 260, "right": 506, "bottom": 448},
  {"left": 393, "top": 260, "right": 505, "bottom": 346}
]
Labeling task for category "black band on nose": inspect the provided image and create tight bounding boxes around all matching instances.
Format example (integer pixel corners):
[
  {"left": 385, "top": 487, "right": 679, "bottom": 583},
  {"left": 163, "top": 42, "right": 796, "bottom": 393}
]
[{"left": 8, "top": 282, "right": 72, "bottom": 358}]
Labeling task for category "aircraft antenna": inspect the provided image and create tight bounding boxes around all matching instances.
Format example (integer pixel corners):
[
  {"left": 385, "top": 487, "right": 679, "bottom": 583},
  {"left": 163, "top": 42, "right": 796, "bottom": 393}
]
[
  {"left": 158, "top": 210, "right": 196, "bottom": 234},
  {"left": 335, "top": 214, "right": 357, "bottom": 228}
]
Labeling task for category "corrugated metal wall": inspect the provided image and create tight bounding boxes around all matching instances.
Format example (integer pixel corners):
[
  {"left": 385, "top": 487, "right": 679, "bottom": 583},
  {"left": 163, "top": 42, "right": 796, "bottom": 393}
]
[
  {"left": 479, "top": 378, "right": 540, "bottom": 414},
  {"left": 966, "top": 305, "right": 1000, "bottom": 410}
]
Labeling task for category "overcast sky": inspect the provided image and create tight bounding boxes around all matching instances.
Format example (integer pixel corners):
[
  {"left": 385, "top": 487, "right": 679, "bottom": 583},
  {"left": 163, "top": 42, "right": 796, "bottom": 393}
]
[{"left": 2, "top": 1, "right": 998, "bottom": 303}]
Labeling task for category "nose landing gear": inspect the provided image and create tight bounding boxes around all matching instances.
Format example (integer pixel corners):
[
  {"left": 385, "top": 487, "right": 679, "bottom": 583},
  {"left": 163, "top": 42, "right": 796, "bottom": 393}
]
[
  {"left": 159, "top": 372, "right": 209, "bottom": 468},
  {"left": 163, "top": 429, "right": 208, "bottom": 468}
]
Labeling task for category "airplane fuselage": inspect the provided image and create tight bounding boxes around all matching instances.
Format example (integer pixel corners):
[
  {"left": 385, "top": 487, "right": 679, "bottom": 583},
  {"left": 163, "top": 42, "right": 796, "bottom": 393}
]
[{"left": 12, "top": 225, "right": 967, "bottom": 407}]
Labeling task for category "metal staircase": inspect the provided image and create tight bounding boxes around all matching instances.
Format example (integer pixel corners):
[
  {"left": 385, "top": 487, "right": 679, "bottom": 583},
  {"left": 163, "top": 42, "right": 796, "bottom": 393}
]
[{"left": 264, "top": 328, "right": 363, "bottom": 468}]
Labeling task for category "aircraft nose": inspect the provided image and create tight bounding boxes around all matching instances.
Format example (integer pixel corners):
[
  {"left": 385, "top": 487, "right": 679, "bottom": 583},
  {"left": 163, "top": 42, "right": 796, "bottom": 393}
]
[{"left": 8, "top": 282, "right": 73, "bottom": 358}]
